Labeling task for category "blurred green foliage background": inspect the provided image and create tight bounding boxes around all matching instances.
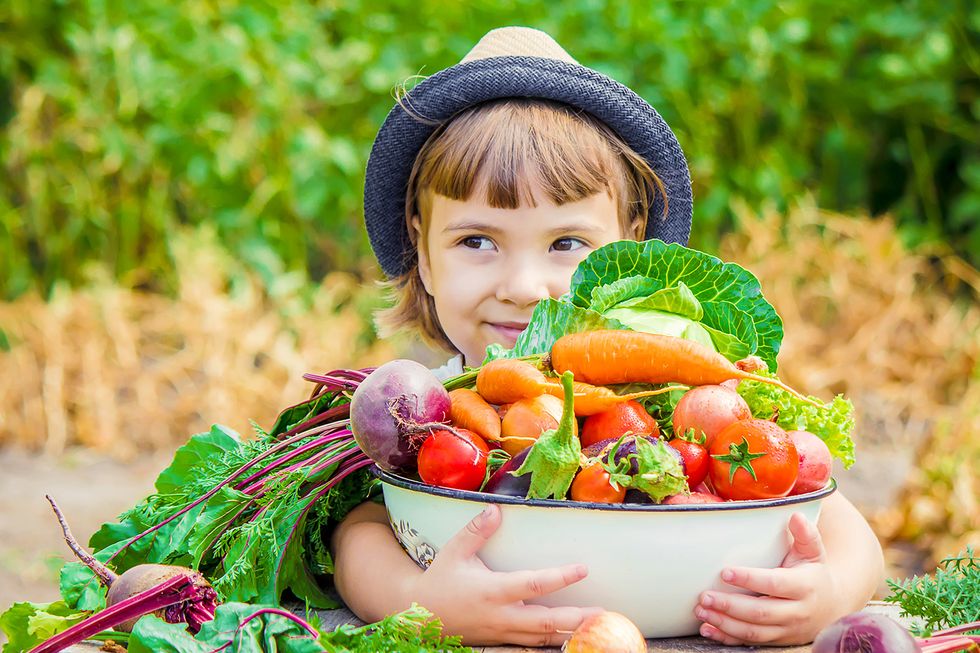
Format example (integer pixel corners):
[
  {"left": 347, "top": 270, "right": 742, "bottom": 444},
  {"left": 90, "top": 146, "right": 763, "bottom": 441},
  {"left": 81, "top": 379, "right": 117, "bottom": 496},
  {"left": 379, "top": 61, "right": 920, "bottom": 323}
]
[{"left": 1, "top": 0, "right": 977, "bottom": 300}]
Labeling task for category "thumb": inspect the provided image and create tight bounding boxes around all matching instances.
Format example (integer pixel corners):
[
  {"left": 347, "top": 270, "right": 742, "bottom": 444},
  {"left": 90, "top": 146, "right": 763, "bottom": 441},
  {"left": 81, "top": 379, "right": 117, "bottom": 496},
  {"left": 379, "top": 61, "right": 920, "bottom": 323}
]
[
  {"left": 440, "top": 504, "right": 501, "bottom": 560},
  {"left": 786, "top": 512, "right": 825, "bottom": 563}
]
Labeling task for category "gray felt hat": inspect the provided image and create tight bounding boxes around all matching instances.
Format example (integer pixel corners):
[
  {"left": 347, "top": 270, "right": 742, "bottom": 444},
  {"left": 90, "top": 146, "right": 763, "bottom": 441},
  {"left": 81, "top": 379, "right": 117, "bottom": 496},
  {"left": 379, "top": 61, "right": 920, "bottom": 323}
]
[{"left": 363, "top": 26, "right": 693, "bottom": 279}]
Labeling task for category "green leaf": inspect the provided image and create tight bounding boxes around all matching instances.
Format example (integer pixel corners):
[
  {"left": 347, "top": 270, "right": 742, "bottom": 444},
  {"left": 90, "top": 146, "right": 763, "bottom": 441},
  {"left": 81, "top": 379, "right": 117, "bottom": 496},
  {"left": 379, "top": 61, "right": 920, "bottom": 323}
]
[
  {"left": 155, "top": 425, "right": 242, "bottom": 495},
  {"left": 482, "top": 298, "right": 627, "bottom": 363},
  {"left": 128, "top": 603, "right": 324, "bottom": 653},
  {"left": 608, "top": 282, "right": 703, "bottom": 320},
  {"left": 588, "top": 276, "right": 664, "bottom": 313},
  {"left": 700, "top": 300, "right": 759, "bottom": 360},
  {"left": 569, "top": 240, "right": 784, "bottom": 370},
  {"left": 737, "top": 373, "right": 856, "bottom": 467},
  {"left": 1, "top": 601, "right": 87, "bottom": 653},
  {"left": 609, "top": 437, "right": 688, "bottom": 502},
  {"left": 59, "top": 560, "right": 107, "bottom": 612}
]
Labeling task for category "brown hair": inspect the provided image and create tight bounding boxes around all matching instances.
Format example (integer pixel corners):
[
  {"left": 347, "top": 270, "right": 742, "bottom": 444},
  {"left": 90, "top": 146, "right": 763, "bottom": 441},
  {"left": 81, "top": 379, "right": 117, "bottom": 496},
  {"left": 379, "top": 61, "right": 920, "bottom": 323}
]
[{"left": 374, "top": 98, "right": 666, "bottom": 354}]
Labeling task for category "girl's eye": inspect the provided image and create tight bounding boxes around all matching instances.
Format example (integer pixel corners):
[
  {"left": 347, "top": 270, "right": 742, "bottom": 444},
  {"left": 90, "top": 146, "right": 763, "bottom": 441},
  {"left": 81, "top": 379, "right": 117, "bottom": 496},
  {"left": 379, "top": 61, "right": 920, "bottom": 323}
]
[
  {"left": 551, "top": 238, "right": 587, "bottom": 252},
  {"left": 460, "top": 236, "right": 495, "bottom": 250}
]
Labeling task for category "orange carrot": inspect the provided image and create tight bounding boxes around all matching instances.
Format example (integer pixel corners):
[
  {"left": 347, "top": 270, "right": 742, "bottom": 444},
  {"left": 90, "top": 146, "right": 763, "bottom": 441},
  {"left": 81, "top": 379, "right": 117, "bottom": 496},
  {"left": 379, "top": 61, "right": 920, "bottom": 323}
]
[
  {"left": 476, "top": 359, "right": 574, "bottom": 405},
  {"left": 543, "top": 381, "right": 687, "bottom": 416},
  {"left": 550, "top": 330, "right": 820, "bottom": 406},
  {"left": 449, "top": 388, "right": 502, "bottom": 441}
]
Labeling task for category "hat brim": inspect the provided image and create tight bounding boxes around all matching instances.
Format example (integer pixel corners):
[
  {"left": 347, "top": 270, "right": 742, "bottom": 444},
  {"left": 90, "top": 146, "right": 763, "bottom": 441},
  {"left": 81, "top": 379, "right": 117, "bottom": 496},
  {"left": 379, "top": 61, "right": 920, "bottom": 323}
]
[{"left": 364, "top": 56, "right": 693, "bottom": 279}]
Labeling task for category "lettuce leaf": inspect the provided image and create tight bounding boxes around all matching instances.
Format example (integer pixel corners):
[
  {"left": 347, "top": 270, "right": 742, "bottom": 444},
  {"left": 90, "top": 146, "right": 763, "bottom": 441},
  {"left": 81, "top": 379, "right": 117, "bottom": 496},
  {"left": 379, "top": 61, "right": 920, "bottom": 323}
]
[
  {"left": 570, "top": 240, "right": 783, "bottom": 370},
  {"left": 737, "top": 374, "right": 856, "bottom": 468},
  {"left": 0, "top": 601, "right": 88, "bottom": 653}
]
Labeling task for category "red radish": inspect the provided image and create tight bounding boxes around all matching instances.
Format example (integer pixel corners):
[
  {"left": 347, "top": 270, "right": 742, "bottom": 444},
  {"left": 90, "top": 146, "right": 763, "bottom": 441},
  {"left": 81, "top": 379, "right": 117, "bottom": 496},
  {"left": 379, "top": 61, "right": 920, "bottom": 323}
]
[
  {"left": 566, "top": 611, "right": 646, "bottom": 653},
  {"left": 417, "top": 428, "right": 489, "bottom": 491},
  {"left": 349, "top": 359, "right": 453, "bottom": 472},
  {"left": 672, "top": 384, "right": 751, "bottom": 447},
  {"left": 663, "top": 491, "right": 725, "bottom": 504},
  {"left": 787, "top": 429, "right": 833, "bottom": 494},
  {"left": 30, "top": 496, "right": 218, "bottom": 653}
]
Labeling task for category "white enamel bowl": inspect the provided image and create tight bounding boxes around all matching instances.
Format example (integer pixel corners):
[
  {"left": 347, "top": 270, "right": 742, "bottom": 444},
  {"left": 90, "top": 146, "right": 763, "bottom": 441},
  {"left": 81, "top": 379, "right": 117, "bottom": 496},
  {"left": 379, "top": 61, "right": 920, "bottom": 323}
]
[{"left": 378, "top": 469, "right": 835, "bottom": 638}]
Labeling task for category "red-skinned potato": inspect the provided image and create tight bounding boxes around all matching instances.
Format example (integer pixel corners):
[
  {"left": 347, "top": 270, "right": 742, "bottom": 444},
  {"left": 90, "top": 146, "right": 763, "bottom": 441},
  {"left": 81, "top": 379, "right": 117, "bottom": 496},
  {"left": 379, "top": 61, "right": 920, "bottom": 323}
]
[
  {"left": 663, "top": 491, "right": 725, "bottom": 505},
  {"left": 788, "top": 429, "right": 833, "bottom": 494},
  {"left": 566, "top": 611, "right": 646, "bottom": 653},
  {"left": 671, "top": 385, "right": 751, "bottom": 448}
]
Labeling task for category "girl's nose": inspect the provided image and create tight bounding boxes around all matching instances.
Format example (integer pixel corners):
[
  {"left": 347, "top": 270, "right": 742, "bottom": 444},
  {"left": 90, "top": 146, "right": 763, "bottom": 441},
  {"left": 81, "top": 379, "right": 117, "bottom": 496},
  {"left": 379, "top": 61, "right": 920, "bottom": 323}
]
[{"left": 494, "top": 260, "right": 552, "bottom": 307}]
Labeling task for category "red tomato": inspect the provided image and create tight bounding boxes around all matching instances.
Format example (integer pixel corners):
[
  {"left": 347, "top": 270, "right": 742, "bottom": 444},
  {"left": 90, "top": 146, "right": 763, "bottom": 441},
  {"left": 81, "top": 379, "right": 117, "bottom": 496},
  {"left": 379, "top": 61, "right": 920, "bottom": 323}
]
[
  {"left": 708, "top": 419, "right": 799, "bottom": 500},
  {"left": 417, "top": 428, "right": 489, "bottom": 491},
  {"left": 667, "top": 438, "right": 709, "bottom": 489},
  {"left": 580, "top": 400, "right": 659, "bottom": 448},
  {"left": 570, "top": 463, "right": 627, "bottom": 503}
]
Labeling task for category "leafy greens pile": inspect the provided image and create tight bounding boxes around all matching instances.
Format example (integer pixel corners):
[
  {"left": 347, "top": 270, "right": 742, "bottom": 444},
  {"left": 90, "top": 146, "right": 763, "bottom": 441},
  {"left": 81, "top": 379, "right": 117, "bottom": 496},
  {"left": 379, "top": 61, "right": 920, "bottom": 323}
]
[{"left": 2, "top": 601, "right": 473, "bottom": 653}]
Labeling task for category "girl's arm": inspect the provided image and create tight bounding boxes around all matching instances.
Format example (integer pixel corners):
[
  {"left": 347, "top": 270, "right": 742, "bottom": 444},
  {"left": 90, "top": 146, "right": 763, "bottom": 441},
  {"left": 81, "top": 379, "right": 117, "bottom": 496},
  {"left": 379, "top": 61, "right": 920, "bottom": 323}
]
[
  {"left": 331, "top": 501, "right": 603, "bottom": 647},
  {"left": 694, "top": 491, "right": 884, "bottom": 646}
]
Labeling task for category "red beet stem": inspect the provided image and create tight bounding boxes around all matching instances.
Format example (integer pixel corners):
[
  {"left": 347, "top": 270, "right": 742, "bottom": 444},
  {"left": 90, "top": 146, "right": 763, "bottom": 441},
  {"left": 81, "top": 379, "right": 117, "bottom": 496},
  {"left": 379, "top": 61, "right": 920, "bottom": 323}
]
[
  {"left": 45, "top": 494, "right": 118, "bottom": 587},
  {"left": 932, "top": 623, "right": 980, "bottom": 638},
  {"left": 918, "top": 636, "right": 979, "bottom": 653},
  {"left": 235, "top": 430, "right": 354, "bottom": 492},
  {"left": 108, "top": 429, "right": 315, "bottom": 565},
  {"left": 28, "top": 574, "right": 197, "bottom": 653}
]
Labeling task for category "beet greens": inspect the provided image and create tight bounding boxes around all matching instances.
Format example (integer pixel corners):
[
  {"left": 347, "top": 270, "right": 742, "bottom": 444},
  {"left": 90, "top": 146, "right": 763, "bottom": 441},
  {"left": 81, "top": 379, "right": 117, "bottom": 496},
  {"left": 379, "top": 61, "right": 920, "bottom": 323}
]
[{"left": 59, "top": 368, "right": 379, "bottom": 613}]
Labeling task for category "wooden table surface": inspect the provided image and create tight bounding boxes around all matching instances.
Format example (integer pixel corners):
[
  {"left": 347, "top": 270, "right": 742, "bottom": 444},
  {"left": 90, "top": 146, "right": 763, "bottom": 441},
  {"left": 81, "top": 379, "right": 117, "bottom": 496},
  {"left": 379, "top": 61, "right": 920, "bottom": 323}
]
[{"left": 66, "top": 601, "right": 908, "bottom": 652}]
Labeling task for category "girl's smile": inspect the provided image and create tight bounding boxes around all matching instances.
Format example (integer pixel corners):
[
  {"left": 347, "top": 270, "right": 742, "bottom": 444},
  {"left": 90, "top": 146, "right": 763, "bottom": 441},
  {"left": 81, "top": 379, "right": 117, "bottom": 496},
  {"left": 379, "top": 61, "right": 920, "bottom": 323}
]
[{"left": 415, "top": 182, "right": 629, "bottom": 367}]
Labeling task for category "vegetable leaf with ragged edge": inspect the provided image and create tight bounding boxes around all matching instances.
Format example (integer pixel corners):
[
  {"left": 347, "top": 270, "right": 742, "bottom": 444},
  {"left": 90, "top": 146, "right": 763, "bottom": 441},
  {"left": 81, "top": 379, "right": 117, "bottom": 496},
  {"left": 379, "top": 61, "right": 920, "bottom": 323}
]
[
  {"left": 737, "top": 372, "right": 856, "bottom": 467},
  {"left": 125, "top": 602, "right": 475, "bottom": 653},
  {"left": 884, "top": 547, "right": 980, "bottom": 636},
  {"left": 569, "top": 239, "right": 783, "bottom": 370},
  {"left": 59, "top": 420, "right": 375, "bottom": 612}
]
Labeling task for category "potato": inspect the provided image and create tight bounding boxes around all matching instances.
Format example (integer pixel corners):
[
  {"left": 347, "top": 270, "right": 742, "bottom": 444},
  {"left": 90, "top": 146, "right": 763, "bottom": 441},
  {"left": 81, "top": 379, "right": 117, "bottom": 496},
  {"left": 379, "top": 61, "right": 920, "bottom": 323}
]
[{"left": 787, "top": 430, "right": 832, "bottom": 494}]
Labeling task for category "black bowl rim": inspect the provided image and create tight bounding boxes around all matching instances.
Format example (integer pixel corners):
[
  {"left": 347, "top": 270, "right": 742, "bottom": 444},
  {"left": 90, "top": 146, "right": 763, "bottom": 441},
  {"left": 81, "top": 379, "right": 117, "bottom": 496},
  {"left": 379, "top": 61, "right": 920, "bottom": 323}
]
[{"left": 373, "top": 466, "right": 837, "bottom": 512}]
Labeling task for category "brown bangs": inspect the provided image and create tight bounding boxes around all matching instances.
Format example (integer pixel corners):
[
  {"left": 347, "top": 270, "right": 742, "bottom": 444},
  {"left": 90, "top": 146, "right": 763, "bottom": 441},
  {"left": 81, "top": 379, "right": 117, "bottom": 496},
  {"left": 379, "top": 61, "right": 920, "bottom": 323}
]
[{"left": 409, "top": 98, "right": 660, "bottom": 231}]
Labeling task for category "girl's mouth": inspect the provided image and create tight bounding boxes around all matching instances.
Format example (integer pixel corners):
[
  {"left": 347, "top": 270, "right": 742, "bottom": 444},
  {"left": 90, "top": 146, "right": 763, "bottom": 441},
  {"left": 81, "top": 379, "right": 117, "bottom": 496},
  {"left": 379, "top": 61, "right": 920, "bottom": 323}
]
[{"left": 488, "top": 322, "right": 529, "bottom": 343}]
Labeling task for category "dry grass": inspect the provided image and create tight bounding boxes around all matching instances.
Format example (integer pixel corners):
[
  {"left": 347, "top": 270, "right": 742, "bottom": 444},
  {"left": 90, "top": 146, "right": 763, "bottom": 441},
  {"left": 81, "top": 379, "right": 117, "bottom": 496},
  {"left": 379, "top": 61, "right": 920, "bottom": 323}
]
[
  {"left": 0, "top": 228, "right": 402, "bottom": 458},
  {"left": 718, "top": 199, "right": 979, "bottom": 568}
]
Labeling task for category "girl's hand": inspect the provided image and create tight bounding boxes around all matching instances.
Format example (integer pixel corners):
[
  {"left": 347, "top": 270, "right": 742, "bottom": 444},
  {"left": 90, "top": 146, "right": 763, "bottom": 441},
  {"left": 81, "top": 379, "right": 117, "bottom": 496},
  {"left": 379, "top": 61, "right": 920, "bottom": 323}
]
[
  {"left": 694, "top": 512, "right": 845, "bottom": 646},
  {"left": 405, "top": 503, "right": 604, "bottom": 646}
]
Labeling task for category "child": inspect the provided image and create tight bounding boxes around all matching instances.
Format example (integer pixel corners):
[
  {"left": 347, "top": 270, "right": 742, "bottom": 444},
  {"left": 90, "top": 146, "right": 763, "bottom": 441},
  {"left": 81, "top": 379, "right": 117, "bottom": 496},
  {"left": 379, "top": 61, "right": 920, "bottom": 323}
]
[{"left": 332, "top": 27, "right": 883, "bottom": 647}]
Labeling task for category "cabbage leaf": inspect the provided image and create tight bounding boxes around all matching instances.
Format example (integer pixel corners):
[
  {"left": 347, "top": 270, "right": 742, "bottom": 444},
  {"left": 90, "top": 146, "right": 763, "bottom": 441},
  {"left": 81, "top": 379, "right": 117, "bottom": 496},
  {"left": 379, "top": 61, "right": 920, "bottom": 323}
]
[{"left": 570, "top": 240, "right": 783, "bottom": 370}]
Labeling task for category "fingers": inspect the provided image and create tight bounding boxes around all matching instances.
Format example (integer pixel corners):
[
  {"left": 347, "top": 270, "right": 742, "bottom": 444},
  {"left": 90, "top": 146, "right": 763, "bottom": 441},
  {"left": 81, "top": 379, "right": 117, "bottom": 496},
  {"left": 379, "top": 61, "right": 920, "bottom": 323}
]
[
  {"left": 786, "top": 512, "right": 826, "bottom": 562},
  {"left": 696, "top": 604, "right": 786, "bottom": 645},
  {"left": 440, "top": 504, "right": 501, "bottom": 560},
  {"left": 698, "top": 590, "right": 804, "bottom": 627},
  {"left": 494, "top": 564, "right": 589, "bottom": 603},
  {"left": 718, "top": 566, "right": 809, "bottom": 600},
  {"left": 505, "top": 605, "right": 606, "bottom": 648}
]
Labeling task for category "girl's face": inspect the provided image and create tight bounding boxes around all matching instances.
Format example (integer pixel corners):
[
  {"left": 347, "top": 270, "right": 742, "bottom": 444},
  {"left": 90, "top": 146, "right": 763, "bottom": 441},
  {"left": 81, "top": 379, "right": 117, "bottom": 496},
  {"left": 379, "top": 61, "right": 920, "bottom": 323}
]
[{"left": 415, "top": 183, "right": 629, "bottom": 367}]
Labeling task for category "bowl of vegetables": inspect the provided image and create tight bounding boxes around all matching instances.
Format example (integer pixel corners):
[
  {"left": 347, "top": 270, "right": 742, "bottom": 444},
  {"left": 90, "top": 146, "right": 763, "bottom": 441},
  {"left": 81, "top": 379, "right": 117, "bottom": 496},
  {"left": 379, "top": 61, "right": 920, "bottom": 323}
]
[
  {"left": 378, "top": 469, "right": 836, "bottom": 638},
  {"left": 351, "top": 240, "right": 856, "bottom": 638}
]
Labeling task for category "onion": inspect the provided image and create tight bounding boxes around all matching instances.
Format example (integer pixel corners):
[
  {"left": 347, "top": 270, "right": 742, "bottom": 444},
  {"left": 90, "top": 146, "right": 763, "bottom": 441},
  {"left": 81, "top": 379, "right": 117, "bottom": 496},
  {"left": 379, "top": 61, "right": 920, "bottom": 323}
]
[{"left": 813, "top": 613, "right": 921, "bottom": 653}]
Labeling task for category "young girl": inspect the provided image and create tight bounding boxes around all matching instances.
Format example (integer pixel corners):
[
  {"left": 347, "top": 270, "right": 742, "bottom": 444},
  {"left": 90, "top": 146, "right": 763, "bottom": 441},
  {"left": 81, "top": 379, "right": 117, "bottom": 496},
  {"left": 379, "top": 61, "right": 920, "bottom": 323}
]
[{"left": 332, "top": 27, "right": 883, "bottom": 647}]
